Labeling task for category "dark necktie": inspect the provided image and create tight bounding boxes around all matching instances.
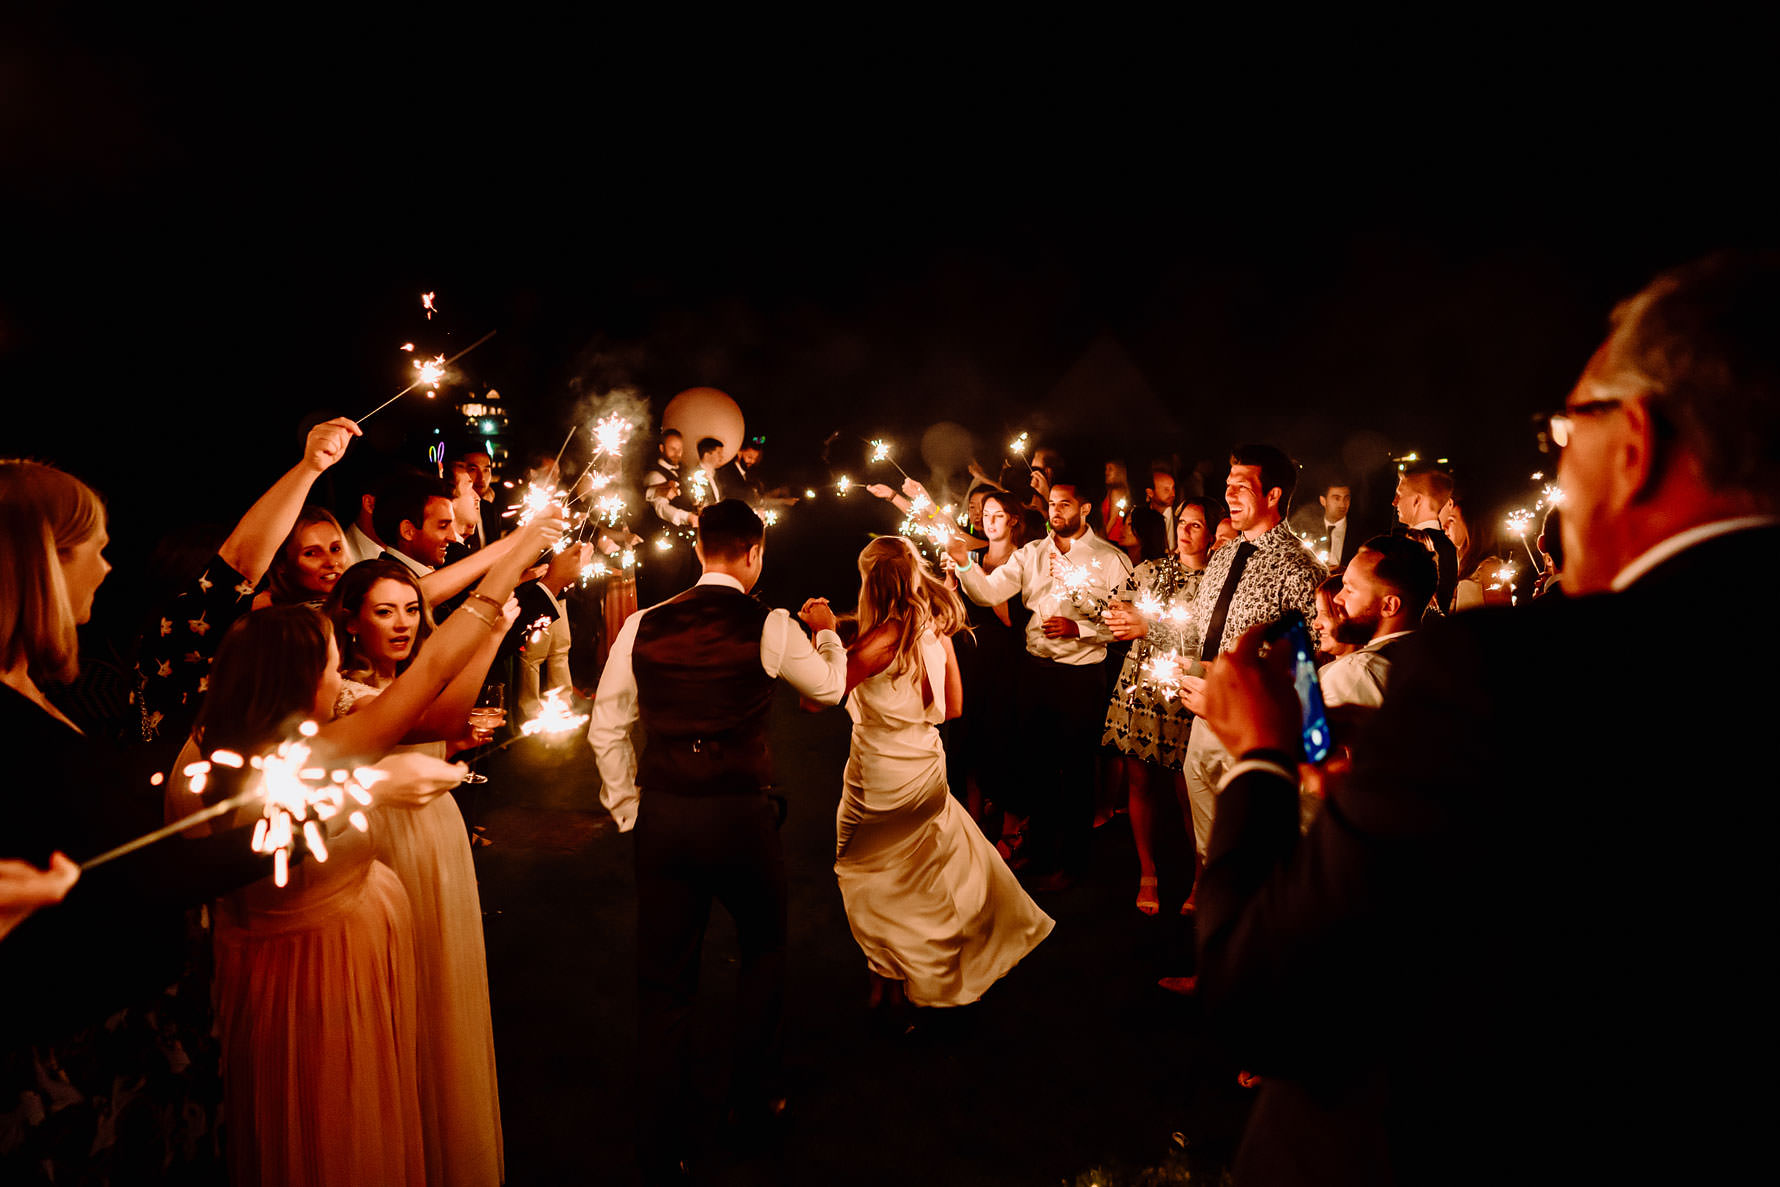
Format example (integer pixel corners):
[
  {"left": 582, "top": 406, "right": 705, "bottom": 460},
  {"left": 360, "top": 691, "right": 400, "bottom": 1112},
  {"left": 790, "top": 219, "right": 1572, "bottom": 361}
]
[{"left": 1200, "top": 541, "right": 1257, "bottom": 660}]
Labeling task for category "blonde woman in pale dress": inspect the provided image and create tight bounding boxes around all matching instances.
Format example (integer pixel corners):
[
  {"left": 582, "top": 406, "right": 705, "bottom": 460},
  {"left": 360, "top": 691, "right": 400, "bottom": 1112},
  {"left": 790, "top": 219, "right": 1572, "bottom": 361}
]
[
  {"left": 191, "top": 515, "right": 556, "bottom": 1187},
  {"left": 834, "top": 536, "right": 1053, "bottom": 1012},
  {"left": 326, "top": 557, "right": 512, "bottom": 1187}
]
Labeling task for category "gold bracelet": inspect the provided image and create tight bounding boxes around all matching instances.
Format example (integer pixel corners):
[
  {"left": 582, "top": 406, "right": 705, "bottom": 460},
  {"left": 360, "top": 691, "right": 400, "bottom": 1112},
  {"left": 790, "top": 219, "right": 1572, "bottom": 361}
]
[
  {"left": 465, "top": 591, "right": 503, "bottom": 611},
  {"left": 461, "top": 602, "right": 500, "bottom": 630}
]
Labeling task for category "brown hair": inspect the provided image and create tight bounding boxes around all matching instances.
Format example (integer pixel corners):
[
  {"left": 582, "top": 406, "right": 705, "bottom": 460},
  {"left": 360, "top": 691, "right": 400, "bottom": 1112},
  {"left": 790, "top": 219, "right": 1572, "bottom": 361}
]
[
  {"left": 0, "top": 460, "right": 105, "bottom": 684},
  {"left": 197, "top": 606, "right": 334, "bottom": 761},
  {"left": 266, "top": 506, "right": 347, "bottom": 606},
  {"left": 323, "top": 558, "right": 436, "bottom": 682}
]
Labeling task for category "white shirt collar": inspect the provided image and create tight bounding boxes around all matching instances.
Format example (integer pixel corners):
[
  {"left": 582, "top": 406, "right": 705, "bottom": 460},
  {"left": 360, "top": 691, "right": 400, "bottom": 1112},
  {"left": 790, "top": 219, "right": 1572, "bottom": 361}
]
[
  {"left": 695, "top": 572, "right": 746, "bottom": 593},
  {"left": 1610, "top": 516, "right": 1780, "bottom": 591},
  {"left": 1413, "top": 519, "right": 1441, "bottom": 531},
  {"left": 1361, "top": 628, "right": 1416, "bottom": 653},
  {"left": 385, "top": 547, "right": 434, "bottom": 577}
]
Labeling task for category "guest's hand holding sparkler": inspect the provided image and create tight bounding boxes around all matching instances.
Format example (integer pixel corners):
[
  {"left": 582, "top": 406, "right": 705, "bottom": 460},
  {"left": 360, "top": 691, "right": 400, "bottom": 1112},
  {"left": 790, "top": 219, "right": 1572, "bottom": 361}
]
[
  {"left": 943, "top": 531, "right": 972, "bottom": 570},
  {"left": 798, "top": 598, "right": 839, "bottom": 635},
  {"left": 302, "top": 416, "right": 362, "bottom": 475},
  {"left": 1104, "top": 600, "right": 1148, "bottom": 641},
  {"left": 359, "top": 752, "right": 471, "bottom": 811},
  {"left": 1, "top": 854, "right": 79, "bottom": 941},
  {"left": 866, "top": 483, "right": 898, "bottom": 502}
]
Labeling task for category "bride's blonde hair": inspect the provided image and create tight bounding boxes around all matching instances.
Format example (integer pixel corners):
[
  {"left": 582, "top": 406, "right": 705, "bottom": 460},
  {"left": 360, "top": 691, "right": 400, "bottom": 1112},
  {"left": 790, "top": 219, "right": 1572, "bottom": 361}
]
[{"left": 854, "top": 536, "right": 969, "bottom": 680}]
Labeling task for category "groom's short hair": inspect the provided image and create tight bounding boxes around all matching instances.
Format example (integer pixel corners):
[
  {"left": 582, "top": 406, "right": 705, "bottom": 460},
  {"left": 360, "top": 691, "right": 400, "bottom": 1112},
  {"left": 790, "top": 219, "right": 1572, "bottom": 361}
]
[{"left": 697, "top": 499, "right": 764, "bottom": 562}]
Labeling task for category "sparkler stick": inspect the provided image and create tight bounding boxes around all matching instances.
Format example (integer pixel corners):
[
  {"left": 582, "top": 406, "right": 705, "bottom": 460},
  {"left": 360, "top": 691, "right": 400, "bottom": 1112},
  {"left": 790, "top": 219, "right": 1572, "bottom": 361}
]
[
  {"left": 549, "top": 425, "right": 578, "bottom": 478},
  {"left": 80, "top": 787, "right": 264, "bottom": 871},
  {"left": 868, "top": 438, "right": 911, "bottom": 481},
  {"left": 357, "top": 330, "right": 498, "bottom": 422},
  {"left": 1008, "top": 432, "right": 1034, "bottom": 473}
]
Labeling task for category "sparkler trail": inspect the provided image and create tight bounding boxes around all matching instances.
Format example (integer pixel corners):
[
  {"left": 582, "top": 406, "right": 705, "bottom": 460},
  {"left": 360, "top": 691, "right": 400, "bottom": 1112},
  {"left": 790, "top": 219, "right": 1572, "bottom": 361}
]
[{"left": 357, "top": 329, "right": 498, "bottom": 422}]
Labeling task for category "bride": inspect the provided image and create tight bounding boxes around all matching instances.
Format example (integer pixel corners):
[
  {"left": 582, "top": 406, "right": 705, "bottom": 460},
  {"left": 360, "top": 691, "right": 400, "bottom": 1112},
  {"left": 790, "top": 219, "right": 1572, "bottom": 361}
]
[{"left": 833, "top": 536, "right": 1053, "bottom": 1012}]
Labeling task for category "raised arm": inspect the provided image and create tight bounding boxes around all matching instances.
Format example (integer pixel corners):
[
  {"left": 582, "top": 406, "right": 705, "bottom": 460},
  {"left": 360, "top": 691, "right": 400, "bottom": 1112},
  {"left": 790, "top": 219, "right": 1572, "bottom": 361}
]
[
  {"left": 219, "top": 417, "right": 360, "bottom": 584},
  {"left": 418, "top": 529, "right": 527, "bottom": 605},
  {"left": 947, "top": 535, "right": 1027, "bottom": 607},
  {"left": 317, "top": 512, "right": 563, "bottom": 761},
  {"left": 409, "top": 595, "right": 520, "bottom": 743},
  {"left": 770, "top": 601, "right": 846, "bottom": 704}
]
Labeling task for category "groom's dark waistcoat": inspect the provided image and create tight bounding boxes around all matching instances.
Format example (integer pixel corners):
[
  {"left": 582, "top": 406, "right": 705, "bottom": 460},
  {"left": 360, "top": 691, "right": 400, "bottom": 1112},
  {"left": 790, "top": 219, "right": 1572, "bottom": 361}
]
[{"left": 632, "top": 584, "right": 776, "bottom": 796}]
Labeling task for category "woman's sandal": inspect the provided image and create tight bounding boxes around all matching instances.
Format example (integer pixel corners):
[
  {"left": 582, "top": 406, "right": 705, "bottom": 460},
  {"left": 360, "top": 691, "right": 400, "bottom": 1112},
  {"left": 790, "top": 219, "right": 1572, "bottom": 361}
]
[{"left": 1136, "top": 875, "right": 1160, "bottom": 915}]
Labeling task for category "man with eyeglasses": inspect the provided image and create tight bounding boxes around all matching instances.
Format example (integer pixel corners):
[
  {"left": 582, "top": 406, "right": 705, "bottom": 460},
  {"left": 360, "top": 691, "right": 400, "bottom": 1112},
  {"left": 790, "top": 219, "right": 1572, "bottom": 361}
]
[{"left": 1186, "top": 251, "right": 1780, "bottom": 1186}]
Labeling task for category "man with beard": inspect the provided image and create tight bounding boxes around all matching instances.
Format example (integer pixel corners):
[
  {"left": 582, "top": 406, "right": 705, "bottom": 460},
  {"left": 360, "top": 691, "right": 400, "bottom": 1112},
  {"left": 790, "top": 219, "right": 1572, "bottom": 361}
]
[
  {"left": 1316, "top": 535, "right": 1438, "bottom": 711},
  {"left": 947, "top": 473, "right": 1133, "bottom": 889}
]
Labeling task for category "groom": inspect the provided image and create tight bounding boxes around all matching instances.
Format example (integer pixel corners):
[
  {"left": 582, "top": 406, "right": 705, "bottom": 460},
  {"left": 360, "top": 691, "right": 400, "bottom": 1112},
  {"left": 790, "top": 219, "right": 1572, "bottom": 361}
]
[{"left": 587, "top": 499, "right": 845, "bottom": 1182}]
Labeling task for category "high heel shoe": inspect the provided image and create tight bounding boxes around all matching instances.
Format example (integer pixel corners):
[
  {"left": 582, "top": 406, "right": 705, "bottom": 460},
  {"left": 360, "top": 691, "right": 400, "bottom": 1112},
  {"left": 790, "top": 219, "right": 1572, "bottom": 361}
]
[{"left": 1135, "top": 876, "right": 1160, "bottom": 915}]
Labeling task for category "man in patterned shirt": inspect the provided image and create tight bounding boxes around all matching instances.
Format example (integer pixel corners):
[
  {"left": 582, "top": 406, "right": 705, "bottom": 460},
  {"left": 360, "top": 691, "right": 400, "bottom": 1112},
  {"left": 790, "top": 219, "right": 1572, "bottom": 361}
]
[{"left": 1179, "top": 444, "right": 1325, "bottom": 864}]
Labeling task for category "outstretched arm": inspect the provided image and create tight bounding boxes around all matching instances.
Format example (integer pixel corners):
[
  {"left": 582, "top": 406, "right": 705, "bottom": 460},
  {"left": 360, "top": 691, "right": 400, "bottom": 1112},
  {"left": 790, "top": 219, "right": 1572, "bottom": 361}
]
[
  {"left": 418, "top": 530, "right": 528, "bottom": 606},
  {"left": 318, "top": 513, "right": 563, "bottom": 762},
  {"left": 218, "top": 417, "right": 360, "bottom": 584}
]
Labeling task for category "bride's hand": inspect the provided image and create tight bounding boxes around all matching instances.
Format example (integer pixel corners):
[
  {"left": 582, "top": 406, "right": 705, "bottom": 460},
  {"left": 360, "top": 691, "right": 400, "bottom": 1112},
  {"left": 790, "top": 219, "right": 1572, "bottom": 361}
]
[{"left": 799, "top": 598, "right": 838, "bottom": 634}]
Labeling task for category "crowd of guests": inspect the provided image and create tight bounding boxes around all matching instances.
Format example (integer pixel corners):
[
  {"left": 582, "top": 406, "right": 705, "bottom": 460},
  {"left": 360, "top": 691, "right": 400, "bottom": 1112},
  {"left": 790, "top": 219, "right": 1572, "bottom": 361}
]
[{"left": 5, "top": 248, "right": 1775, "bottom": 1185}]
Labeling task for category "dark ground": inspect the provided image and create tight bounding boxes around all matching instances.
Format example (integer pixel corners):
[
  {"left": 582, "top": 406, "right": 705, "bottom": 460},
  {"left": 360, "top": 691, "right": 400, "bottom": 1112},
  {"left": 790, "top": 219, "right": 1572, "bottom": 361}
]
[{"left": 475, "top": 677, "right": 1254, "bottom": 1186}]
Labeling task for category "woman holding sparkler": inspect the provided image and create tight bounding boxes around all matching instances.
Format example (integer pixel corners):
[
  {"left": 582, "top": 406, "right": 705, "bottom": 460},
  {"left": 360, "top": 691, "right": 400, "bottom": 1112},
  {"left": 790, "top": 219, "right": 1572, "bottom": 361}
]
[
  {"left": 1, "top": 459, "right": 285, "bottom": 1183},
  {"left": 833, "top": 536, "right": 1052, "bottom": 1015},
  {"left": 1101, "top": 501, "right": 1211, "bottom": 915},
  {"left": 326, "top": 557, "right": 513, "bottom": 1187},
  {"left": 957, "top": 490, "right": 1035, "bottom": 836},
  {"left": 193, "top": 509, "right": 560, "bottom": 1187}
]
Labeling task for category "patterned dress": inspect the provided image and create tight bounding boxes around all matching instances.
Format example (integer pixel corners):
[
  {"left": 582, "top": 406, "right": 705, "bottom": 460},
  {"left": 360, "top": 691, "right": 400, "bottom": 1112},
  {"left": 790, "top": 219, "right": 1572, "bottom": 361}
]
[
  {"left": 134, "top": 554, "right": 260, "bottom": 752},
  {"left": 1101, "top": 556, "right": 1205, "bottom": 769}
]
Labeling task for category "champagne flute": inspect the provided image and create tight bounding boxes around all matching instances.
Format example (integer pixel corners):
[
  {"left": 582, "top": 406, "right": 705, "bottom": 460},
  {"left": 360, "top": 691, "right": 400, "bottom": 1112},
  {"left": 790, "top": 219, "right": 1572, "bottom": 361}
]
[{"left": 462, "top": 683, "right": 505, "bottom": 784}]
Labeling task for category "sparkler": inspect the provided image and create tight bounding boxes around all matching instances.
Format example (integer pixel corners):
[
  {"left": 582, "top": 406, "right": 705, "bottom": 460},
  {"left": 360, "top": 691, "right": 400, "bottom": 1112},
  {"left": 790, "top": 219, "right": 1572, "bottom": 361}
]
[
  {"left": 762, "top": 510, "right": 780, "bottom": 527},
  {"left": 591, "top": 412, "right": 632, "bottom": 459},
  {"left": 594, "top": 494, "right": 628, "bottom": 525},
  {"left": 1505, "top": 507, "right": 1541, "bottom": 568},
  {"left": 83, "top": 729, "right": 384, "bottom": 882},
  {"left": 1133, "top": 589, "right": 1165, "bottom": 619},
  {"left": 579, "top": 559, "right": 610, "bottom": 585},
  {"left": 422, "top": 291, "right": 436, "bottom": 319},
  {"left": 1009, "top": 432, "right": 1034, "bottom": 472},
  {"left": 1140, "top": 651, "right": 1188, "bottom": 699},
  {"left": 836, "top": 475, "right": 853, "bottom": 497},
  {"left": 869, "top": 438, "right": 911, "bottom": 480},
  {"left": 358, "top": 329, "right": 498, "bottom": 422},
  {"left": 520, "top": 686, "right": 590, "bottom": 739},
  {"left": 620, "top": 548, "right": 636, "bottom": 571}
]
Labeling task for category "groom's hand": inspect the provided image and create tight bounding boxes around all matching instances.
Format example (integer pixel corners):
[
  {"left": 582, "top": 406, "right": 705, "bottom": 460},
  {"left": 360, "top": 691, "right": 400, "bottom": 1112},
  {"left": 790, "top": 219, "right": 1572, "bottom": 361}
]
[{"left": 799, "top": 598, "right": 838, "bottom": 634}]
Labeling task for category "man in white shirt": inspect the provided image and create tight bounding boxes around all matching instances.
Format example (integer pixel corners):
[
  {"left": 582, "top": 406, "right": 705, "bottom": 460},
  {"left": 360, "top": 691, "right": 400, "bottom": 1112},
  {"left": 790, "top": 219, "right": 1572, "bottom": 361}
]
[
  {"left": 1318, "top": 535, "right": 1436, "bottom": 711},
  {"left": 1393, "top": 463, "right": 1458, "bottom": 613},
  {"left": 945, "top": 475, "right": 1133, "bottom": 888},
  {"left": 588, "top": 500, "right": 845, "bottom": 1180},
  {"left": 374, "top": 474, "right": 458, "bottom": 578}
]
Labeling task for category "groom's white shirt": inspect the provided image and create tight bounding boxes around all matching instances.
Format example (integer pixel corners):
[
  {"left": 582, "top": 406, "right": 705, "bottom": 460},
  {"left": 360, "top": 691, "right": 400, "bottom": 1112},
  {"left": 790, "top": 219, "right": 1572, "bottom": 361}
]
[{"left": 587, "top": 572, "right": 847, "bottom": 831}]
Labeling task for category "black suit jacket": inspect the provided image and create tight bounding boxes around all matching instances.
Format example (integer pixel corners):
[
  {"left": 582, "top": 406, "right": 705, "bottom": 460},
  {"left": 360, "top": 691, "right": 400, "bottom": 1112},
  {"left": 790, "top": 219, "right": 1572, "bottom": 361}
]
[
  {"left": 1197, "top": 523, "right": 1780, "bottom": 1185},
  {"left": 1423, "top": 524, "right": 1459, "bottom": 613}
]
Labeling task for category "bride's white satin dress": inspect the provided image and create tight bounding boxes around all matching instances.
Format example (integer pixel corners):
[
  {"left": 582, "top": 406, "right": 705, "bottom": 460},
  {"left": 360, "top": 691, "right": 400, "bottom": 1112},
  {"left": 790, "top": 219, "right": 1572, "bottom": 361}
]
[{"left": 834, "top": 631, "right": 1053, "bottom": 1006}]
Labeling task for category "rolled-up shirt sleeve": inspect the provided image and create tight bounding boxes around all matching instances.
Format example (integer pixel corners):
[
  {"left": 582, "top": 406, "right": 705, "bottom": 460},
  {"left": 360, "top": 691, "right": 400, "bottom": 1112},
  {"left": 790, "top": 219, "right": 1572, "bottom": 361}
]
[
  {"left": 587, "top": 610, "right": 644, "bottom": 831},
  {"left": 958, "top": 545, "right": 1028, "bottom": 607},
  {"left": 762, "top": 609, "right": 846, "bottom": 705}
]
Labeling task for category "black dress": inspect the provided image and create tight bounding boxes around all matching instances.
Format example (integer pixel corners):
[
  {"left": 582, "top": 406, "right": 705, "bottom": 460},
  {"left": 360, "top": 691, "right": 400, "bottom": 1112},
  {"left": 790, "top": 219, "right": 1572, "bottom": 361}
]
[
  {"left": 1, "top": 681, "right": 272, "bottom": 1183},
  {"left": 949, "top": 552, "right": 1033, "bottom": 811}
]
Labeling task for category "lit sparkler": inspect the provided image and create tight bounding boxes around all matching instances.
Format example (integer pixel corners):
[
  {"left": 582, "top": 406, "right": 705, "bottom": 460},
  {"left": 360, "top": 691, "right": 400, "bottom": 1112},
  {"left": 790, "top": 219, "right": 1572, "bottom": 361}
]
[
  {"left": 762, "top": 510, "right": 780, "bottom": 527},
  {"left": 1133, "top": 589, "right": 1165, "bottom": 619},
  {"left": 520, "top": 686, "right": 590, "bottom": 739},
  {"left": 620, "top": 548, "right": 636, "bottom": 571},
  {"left": 868, "top": 438, "right": 912, "bottom": 480},
  {"left": 836, "top": 475, "right": 853, "bottom": 497},
  {"left": 358, "top": 329, "right": 498, "bottom": 422},
  {"left": 591, "top": 412, "right": 632, "bottom": 459},
  {"left": 422, "top": 291, "right": 436, "bottom": 319},
  {"left": 1140, "top": 651, "right": 1188, "bottom": 699},
  {"left": 595, "top": 494, "right": 627, "bottom": 525},
  {"left": 579, "top": 559, "right": 610, "bottom": 585},
  {"left": 1009, "top": 432, "right": 1034, "bottom": 472}
]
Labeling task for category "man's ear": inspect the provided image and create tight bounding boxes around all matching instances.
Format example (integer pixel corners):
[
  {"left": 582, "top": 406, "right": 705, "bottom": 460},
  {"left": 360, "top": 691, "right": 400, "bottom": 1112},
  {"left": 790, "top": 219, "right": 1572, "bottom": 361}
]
[
  {"left": 748, "top": 542, "right": 764, "bottom": 568},
  {"left": 400, "top": 519, "right": 418, "bottom": 543},
  {"left": 1620, "top": 395, "right": 1661, "bottom": 503},
  {"left": 361, "top": 494, "right": 376, "bottom": 517},
  {"left": 1381, "top": 593, "right": 1402, "bottom": 620},
  {"left": 1266, "top": 487, "right": 1284, "bottom": 513}
]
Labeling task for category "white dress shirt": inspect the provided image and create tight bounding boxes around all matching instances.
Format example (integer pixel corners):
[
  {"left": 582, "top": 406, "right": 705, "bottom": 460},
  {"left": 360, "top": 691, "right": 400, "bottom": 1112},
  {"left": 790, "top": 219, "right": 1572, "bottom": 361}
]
[
  {"left": 1317, "top": 629, "right": 1414, "bottom": 709},
  {"left": 587, "top": 572, "right": 847, "bottom": 831},
  {"left": 1325, "top": 517, "right": 1347, "bottom": 565},
  {"left": 957, "top": 527, "right": 1133, "bottom": 665},
  {"left": 644, "top": 459, "right": 697, "bottom": 527},
  {"left": 382, "top": 547, "right": 435, "bottom": 578},
  {"left": 344, "top": 522, "right": 384, "bottom": 568}
]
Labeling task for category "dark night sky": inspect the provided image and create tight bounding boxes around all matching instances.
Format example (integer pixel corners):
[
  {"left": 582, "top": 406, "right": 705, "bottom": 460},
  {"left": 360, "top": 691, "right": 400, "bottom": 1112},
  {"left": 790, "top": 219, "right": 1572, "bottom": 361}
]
[{"left": 5, "top": 18, "right": 1771, "bottom": 562}]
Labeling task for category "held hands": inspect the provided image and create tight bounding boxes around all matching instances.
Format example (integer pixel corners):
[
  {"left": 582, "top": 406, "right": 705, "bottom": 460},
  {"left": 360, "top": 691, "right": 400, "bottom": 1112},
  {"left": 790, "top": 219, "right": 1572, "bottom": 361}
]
[
  {"left": 303, "top": 417, "right": 362, "bottom": 474},
  {"left": 1198, "top": 625, "right": 1300, "bottom": 756},
  {"left": 799, "top": 597, "right": 839, "bottom": 635}
]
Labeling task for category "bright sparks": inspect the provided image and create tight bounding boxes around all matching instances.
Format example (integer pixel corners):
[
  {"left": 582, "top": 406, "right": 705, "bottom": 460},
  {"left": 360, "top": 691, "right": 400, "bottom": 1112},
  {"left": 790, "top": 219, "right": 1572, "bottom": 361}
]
[
  {"left": 520, "top": 686, "right": 590, "bottom": 739},
  {"left": 421, "top": 291, "right": 436, "bottom": 319},
  {"left": 870, "top": 439, "right": 891, "bottom": 464},
  {"left": 592, "top": 413, "right": 632, "bottom": 458},
  {"left": 836, "top": 475, "right": 853, "bottom": 496}
]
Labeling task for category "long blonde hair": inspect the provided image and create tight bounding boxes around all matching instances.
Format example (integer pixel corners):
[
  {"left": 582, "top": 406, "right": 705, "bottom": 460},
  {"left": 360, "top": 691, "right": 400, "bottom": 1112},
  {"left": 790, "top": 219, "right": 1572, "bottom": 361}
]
[
  {"left": 1, "top": 460, "right": 105, "bottom": 684},
  {"left": 854, "top": 536, "right": 969, "bottom": 680}
]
